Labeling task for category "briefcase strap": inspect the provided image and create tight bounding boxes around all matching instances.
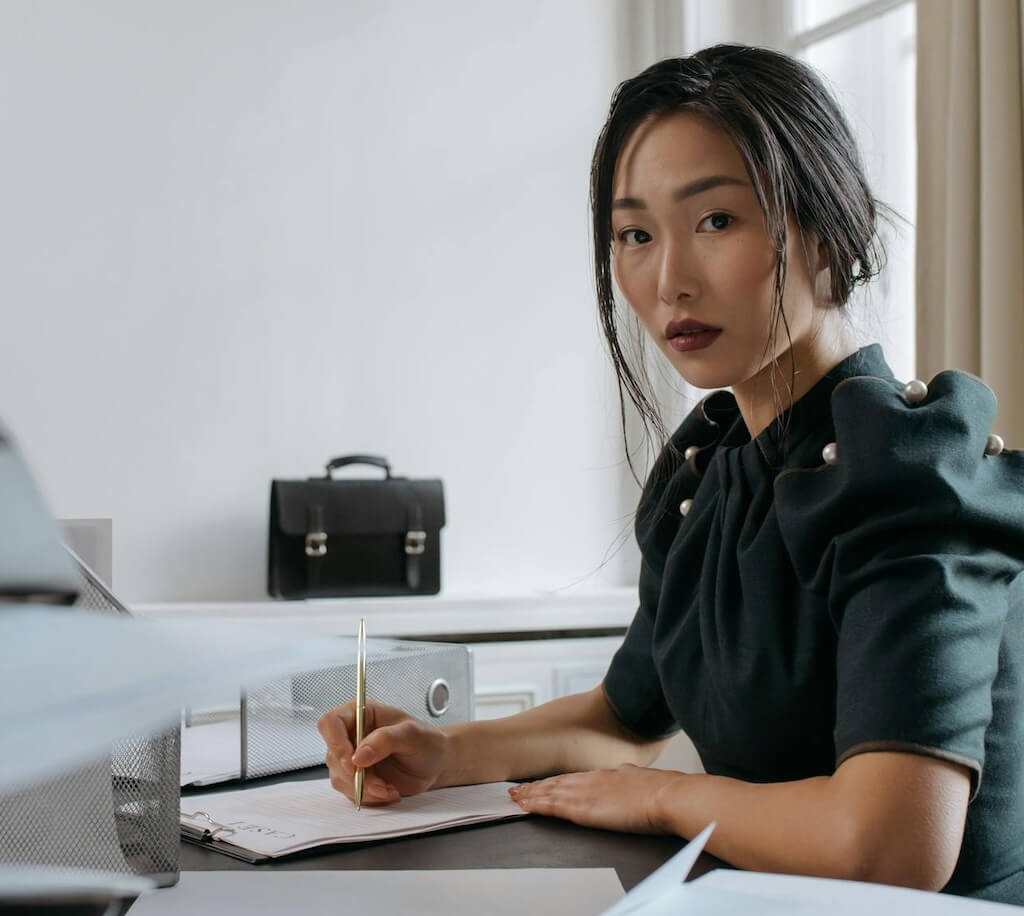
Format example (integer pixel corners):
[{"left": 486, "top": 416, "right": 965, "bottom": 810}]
[
  {"left": 302, "top": 499, "right": 429, "bottom": 593},
  {"left": 405, "top": 503, "right": 426, "bottom": 590},
  {"left": 306, "top": 504, "right": 326, "bottom": 591}
]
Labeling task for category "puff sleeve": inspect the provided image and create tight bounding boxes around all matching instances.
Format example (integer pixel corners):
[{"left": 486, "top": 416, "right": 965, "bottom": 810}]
[
  {"left": 775, "top": 371, "right": 1024, "bottom": 796},
  {"left": 601, "top": 591, "right": 680, "bottom": 739}
]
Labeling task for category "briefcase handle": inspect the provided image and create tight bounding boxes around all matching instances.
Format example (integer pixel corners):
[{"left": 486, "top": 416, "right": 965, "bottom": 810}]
[{"left": 324, "top": 454, "right": 392, "bottom": 479}]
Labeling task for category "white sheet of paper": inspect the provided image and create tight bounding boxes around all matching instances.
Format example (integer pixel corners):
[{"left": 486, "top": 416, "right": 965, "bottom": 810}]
[
  {"left": 601, "top": 822, "right": 714, "bottom": 916},
  {"left": 180, "top": 718, "right": 241, "bottom": 786},
  {"left": 695, "top": 870, "right": 1022, "bottom": 913},
  {"left": 180, "top": 778, "right": 527, "bottom": 857},
  {"left": 126, "top": 869, "right": 625, "bottom": 916},
  {"left": 610, "top": 882, "right": 818, "bottom": 915},
  {"left": 0, "top": 607, "right": 352, "bottom": 794}
]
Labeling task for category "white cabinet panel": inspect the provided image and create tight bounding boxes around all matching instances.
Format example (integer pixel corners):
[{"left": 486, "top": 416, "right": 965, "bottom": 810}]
[
  {"left": 554, "top": 661, "right": 606, "bottom": 698},
  {"left": 474, "top": 687, "right": 536, "bottom": 720},
  {"left": 469, "top": 637, "right": 623, "bottom": 715}
]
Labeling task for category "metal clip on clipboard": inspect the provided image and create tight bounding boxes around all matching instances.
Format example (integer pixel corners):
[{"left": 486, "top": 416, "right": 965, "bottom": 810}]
[{"left": 180, "top": 810, "right": 236, "bottom": 842}]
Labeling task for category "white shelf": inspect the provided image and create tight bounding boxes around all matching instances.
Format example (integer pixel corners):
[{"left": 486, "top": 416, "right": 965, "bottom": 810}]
[{"left": 133, "top": 586, "right": 637, "bottom": 639}]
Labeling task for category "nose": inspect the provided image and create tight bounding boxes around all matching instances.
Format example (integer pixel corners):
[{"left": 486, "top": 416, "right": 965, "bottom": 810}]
[{"left": 656, "top": 243, "right": 699, "bottom": 305}]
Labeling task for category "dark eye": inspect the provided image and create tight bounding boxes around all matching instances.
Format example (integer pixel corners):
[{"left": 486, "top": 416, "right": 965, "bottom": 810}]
[
  {"left": 618, "top": 228, "right": 652, "bottom": 246},
  {"left": 697, "top": 213, "right": 733, "bottom": 232}
]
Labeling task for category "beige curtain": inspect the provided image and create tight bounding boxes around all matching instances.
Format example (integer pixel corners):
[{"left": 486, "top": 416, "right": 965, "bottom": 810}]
[{"left": 917, "top": 0, "right": 1024, "bottom": 446}]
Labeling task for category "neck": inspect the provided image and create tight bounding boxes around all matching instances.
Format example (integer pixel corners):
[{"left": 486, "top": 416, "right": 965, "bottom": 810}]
[{"left": 731, "top": 324, "right": 858, "bottom": 438}]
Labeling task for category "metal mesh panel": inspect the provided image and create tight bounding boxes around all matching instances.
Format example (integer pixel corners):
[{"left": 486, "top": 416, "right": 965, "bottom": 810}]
[
  {"left": 243, "top": 639, "right": 471, "bottom": 779},
  {"left": 0, "top": 759, "right": 133, "bottom": 874},
  {"left": 0, "top": 552, "right": 181, "bottom": 887}
]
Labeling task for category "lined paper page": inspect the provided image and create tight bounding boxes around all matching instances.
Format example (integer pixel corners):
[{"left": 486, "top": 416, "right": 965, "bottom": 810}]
[{"left": 181, "top": 778, "right": 526, "bottom": 857}]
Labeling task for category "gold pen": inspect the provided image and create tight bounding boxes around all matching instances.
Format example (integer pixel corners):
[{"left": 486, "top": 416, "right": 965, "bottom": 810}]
[{"left": 354, "top": 617, "right": 366, "bottom": 810}]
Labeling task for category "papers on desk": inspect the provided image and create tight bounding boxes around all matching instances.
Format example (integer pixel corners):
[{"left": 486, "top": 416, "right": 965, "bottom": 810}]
[
  {"left": 126, "top": 869, "right": 626, "bottom": 916},
  {"left": 180, "top": 778, "right": 527, "bottom": 861},
  {"left": 135, "top": 828, "right": 1021, "bottom": 916},
  {"left": 605, "top": 823, "right": 1018, "bottom": 914},
  {"left": 691, "top": 870, "right": 1021, "bottom": 913},
  {"left": 600, "top": 824, "right": 746, "bottom": 916},
  {"left": 168, "top": 809, "right": 1017, "bottom": 915}
]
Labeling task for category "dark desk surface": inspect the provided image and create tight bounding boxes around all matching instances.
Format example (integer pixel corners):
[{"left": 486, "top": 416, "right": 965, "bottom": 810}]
[{"left": 180, "top": 769, "right": 724, "bottom": 892}]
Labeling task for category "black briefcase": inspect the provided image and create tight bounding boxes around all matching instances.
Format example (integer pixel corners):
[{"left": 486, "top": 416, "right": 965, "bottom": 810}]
[{"left": 267, "top": 454, "right": 445, "bottom": 599}]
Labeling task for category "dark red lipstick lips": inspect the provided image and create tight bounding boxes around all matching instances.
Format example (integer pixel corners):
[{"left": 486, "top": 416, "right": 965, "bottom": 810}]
[
  {"left": 666, "top": 318, "right": 719, "bottom": 338},
  {"left": 665, "top": 318, "right": 722, "bottom": 353}
]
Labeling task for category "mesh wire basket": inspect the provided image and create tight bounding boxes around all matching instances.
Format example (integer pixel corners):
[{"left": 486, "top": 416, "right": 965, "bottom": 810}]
[
  {"left": 0, "top": 552, "right": 180, "bottom": 887},
  {"left": 243, "top": 639, "right": 472, "bottom": 779}
]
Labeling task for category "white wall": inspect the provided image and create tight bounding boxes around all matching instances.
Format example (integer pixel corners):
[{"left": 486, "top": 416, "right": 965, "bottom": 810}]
[{"left": 0, "top": 0, "right": 646, "bottom": 602}]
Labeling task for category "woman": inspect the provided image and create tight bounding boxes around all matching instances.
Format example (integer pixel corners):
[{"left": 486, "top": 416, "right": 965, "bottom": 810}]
[{"left": 318, "top": 45, "right": 1024, "bottom": 902}]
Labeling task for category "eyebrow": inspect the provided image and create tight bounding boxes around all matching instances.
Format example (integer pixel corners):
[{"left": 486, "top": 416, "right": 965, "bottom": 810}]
[{"left": 611, "top": 175, "right": 748, "bottom": 210}]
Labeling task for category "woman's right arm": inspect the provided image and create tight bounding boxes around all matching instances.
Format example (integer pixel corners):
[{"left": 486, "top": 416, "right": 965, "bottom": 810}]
[
  {"left": 436, "top": 684, "right": 673, "bottom": 786},
  {"left": 318, "top": 684, "right": 673, "bottom": 804}
]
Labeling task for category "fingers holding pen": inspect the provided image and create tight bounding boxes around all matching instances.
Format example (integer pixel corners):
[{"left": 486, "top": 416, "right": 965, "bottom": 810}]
[
  {"left": 317, "top": 701, "right": 410, "bottom": 754},
  {"left": 317, "top": 703, "right": 355, "bottom": 758},
  {"left": 318, "top": 702, "right": 388, "bottom": 773},
  {"left": 320, "top": 705, "right": 402, "bottom": 806},
  {"left": 325, "top": 751, "right": 399, "bottom": 806},
  {"left": 350, "top": 718, "right": 417, "bottom": 768},
  {"left": 319, "top": 702, "right": 440, "bottom": 804},
  {"left": 362, "top": 777, "right": 401, "bottom": 804},
  {"left": 349, "top": 726, "right": 406, "bottom": 803}
]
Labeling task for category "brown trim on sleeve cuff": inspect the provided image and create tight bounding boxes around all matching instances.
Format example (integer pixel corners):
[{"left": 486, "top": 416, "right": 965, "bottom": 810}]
[
  {"left": 600, "top": 681, "right": 680, "bottom": 743},
  {"left": 837, "top": 740, "right": 983, "bottom": 802}
]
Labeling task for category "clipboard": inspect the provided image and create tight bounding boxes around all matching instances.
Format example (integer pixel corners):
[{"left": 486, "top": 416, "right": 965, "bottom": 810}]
[
  {"left": 179, "top": 778, "right": 527, "bottom": 863},
  {"left": 180, "top": 812, "right": 273, "bottom": 864}
]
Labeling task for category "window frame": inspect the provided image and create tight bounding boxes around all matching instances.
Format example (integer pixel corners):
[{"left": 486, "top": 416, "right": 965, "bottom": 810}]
[{"left": 785, "top": 0, "right": 914, "bottom": 53}]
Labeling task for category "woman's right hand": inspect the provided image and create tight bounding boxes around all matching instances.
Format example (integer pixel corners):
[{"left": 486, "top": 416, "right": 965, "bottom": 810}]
[{"left": 316, "top": 701, "right": 451, "bottom": 806}]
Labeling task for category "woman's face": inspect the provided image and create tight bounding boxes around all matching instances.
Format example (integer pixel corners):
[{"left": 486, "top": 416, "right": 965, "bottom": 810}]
[{"left": 610, "top": 112, "right": 825, "bottom": 392}]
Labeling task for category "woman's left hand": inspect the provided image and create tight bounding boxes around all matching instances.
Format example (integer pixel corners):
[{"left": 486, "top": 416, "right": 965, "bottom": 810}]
[{"left": 508, "top": 764, "right": 685, "bottom": 834}]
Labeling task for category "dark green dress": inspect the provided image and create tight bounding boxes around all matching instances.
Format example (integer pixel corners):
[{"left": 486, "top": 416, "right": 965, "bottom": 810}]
[{"left": 603, "top": 344, "right": 1024, "bottom": 902}]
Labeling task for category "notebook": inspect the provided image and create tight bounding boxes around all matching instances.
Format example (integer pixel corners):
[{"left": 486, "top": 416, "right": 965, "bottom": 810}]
[{"left": 180, "top": 778, "right": 527, "bottom": 862}]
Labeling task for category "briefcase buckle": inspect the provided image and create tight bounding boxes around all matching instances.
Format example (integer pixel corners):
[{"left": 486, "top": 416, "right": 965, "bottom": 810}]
[
  {"left": 305, "top": 531, "right": 328, "bottom": 557},
  {"left": 404, "top": 530, "right": 426, "bottom": 556}
]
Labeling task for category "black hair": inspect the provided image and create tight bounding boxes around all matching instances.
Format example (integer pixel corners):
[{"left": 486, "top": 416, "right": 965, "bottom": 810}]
[{"left": 590, "top": 44, "right": 887, "bottom": 479}]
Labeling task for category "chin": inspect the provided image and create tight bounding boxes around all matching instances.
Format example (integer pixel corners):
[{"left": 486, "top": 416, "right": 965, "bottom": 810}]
[{"left": 666, "top": 355, "right": 741, "bottom": 392}]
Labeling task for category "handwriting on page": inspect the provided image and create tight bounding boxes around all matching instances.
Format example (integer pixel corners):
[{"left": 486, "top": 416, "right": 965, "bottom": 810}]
[{"left": 220, "top": 821, "right": 297, "bottom": 840}]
